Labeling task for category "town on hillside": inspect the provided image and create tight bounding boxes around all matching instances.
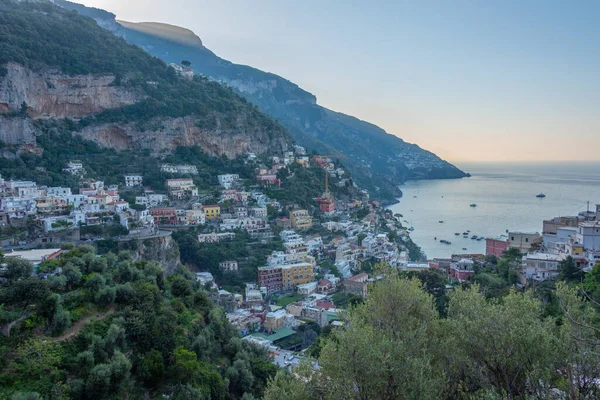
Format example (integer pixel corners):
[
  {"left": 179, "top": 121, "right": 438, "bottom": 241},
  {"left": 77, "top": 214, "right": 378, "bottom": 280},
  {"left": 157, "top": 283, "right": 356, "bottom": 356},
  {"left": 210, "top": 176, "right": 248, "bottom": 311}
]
[{"left": 0, "top": 144, "right": 424, "bottom": 368}]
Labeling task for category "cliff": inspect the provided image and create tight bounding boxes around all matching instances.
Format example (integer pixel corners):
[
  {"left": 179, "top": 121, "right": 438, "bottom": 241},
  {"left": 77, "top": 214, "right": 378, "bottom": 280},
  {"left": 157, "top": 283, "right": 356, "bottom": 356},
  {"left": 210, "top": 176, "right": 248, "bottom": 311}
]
[
  {"left": 0, "top": 1, "right": 291, "bottom": 159},
  {"left": 0, "top": 63, "right": 138, "bottom": 119},
  {"left": 76, "top": 114, "right": 289, "bottom": 157},
  {"left": 122, "top": 234, "right": 181, "bottom": 274}
]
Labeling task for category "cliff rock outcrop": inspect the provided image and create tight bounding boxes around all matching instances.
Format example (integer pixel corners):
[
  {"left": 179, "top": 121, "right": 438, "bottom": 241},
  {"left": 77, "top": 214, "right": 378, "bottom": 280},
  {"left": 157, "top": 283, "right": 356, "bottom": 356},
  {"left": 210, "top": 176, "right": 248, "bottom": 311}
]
[
  {"left": 75, "top": 115, "right": 288, "bottom": 157},
  {"left": 0, "top": 116, "right": 39, "bottom": 145},
  {"left": 0, "top": 63, "right": 138, "bottom": 119}
]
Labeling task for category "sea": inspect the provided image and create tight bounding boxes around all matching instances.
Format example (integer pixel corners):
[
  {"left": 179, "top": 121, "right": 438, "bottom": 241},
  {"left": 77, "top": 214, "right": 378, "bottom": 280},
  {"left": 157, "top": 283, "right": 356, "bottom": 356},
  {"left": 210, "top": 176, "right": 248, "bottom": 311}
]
[{"left": 387, "top": 162, "right": 600, "bottom": 259}]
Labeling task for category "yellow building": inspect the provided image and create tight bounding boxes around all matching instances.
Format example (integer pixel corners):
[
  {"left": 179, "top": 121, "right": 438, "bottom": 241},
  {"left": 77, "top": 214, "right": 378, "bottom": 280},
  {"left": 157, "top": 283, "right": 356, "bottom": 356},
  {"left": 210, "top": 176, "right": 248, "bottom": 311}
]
[
  {"left": 571, "top": 244, "right": 585, "bottom": 257},
  {"left": 281, "top": 262, "right": 314, "bottom": 291},
  {"left": 202, "top": 205, "right": 221, "bottom": 220},
  {"left": 290, "top": 209, "right": 312, "bottom": 230}
]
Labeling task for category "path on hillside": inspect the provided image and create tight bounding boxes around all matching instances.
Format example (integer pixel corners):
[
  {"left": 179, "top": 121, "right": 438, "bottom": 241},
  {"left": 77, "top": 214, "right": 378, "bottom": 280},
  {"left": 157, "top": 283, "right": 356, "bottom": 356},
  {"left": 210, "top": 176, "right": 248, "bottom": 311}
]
[{"left": 50, "top": 308, "right": 114, "bottom": 342}]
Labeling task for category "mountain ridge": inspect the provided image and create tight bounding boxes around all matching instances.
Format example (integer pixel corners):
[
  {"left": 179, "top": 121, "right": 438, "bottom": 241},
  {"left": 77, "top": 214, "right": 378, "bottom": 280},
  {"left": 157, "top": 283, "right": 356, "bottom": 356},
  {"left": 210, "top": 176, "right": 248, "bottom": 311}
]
[{"left": 55, "top": 1, "right": 468, "bottom": 201}]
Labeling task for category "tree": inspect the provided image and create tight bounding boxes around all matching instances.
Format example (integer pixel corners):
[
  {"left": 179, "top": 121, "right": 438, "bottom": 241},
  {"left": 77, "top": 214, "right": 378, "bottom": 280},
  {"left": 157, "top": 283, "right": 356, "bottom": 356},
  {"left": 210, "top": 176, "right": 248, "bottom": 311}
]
[
  {"left": 263, "top": 371, "right": 312, "bottom": 400},
  {"left": 168, "top": 347, "right": 201, "bottom": 384},
  {"left": 4, "top": 257, "right": 33, "bottom": 282},
  {"left": 313, "top": 276, "right": 445, "bottom": 399},
  {"left": 15, "top": 338, "right": 61, "bottom": 378},
  {"left": 556, "top": 283, "right": 600, "bottom": 399},
  {"left": 138, "top": 349, "right": 164, "bottom": 386},
  {"left": 85, "top": 364, "right": 112, "bottom": 398},
  {"left": 583, "top": 262, "right": 600, "bottom": 301},
  {"left": 442, "top": 286, "right": 558, "bottom": 398},
  {"left": 558, "top": 255, "right": 584, "bottom": 283},
  {"left": 1, "top": 278, "right": 49, "bottom": 307},
  {"left": 169, "top": 275, "right": 192, "bottom": 298}
]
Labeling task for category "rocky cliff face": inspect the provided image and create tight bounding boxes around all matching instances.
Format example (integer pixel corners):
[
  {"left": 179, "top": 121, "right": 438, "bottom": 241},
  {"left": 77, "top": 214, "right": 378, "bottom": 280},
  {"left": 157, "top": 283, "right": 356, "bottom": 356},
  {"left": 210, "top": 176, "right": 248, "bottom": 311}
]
[
  {"left": 0, "top": 62, "right": 288, "bottom": 157},
  {"left": 0, "top": 63, "right": 138, "bottom": 119},
  {"left": 75, "top": 115, "right": 288, "bottom": 157},
  {"left": 0, "top": 116, "right": 39, "bottom": 145},
  {"left": 123, "top": 234, "right": 180, "bottom": 274}
]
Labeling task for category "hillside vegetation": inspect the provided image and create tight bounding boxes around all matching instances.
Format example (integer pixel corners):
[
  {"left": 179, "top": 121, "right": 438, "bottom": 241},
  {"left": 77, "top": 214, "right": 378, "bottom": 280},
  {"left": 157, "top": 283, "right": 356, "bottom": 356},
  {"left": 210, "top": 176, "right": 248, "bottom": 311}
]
[
  {"left": 265, "top": 265, "right": 600, "bottom": 400},
  {"left": 0, "top": 246, "right": 277, "bottom": 399}
]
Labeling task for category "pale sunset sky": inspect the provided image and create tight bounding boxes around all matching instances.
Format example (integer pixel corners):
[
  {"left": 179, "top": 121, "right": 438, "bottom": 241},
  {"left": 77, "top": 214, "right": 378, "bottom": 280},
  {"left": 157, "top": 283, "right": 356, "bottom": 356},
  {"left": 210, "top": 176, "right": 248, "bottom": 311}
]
[{"left": 80, "top": 0, "right": 599, "bottom": 162}]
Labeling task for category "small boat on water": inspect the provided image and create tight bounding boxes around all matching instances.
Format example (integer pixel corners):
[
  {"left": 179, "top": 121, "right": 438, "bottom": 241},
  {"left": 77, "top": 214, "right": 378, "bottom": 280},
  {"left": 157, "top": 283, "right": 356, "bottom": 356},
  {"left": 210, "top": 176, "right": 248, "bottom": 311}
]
[
  {"left": 455, "top": 233, "right": 460, "bottom": 236},
  {"left": 536, "top": 193, "right": 546, "bottom": 198},
  {"left": 471, "top": 235, "right": 478, "bottom": 240},
  {"left": 470, "top": 204, "right": 477, "bottom": 207},
  {"left": 408, "top": 227, "right": 415, "bottom": 231},
  {"left": 462, "top": 247, "right": 467, "bottom": 251},
  {"left": 440, "top": 240, "right": 451, "bottom": 245},
  {"left": 439, "top": 220, "right": 444, "bottom": 223}
]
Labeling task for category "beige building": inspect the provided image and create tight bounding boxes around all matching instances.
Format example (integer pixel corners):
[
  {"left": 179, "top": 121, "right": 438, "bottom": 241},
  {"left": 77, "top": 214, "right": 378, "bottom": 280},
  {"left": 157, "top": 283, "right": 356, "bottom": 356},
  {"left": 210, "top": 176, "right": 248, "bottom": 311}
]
[
  {"left": 542, "top": 216, "right": 580, "bottom": 234},
  {"left": 508, "top": 231, "right": 542, "bottom": 253}
]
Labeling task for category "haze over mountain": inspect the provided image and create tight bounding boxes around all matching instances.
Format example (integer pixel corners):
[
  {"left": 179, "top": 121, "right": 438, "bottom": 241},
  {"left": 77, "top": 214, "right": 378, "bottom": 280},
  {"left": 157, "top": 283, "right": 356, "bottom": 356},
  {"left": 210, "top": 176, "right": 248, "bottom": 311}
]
[{"left": 56, "top": 0, "right": 468, "bottom": 200}]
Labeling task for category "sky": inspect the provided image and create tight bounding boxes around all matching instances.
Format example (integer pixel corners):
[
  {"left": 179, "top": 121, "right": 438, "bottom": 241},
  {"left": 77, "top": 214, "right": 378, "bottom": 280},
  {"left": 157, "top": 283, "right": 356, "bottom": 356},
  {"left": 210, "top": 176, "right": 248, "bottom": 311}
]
[{"left": 79, "top": 0, "right": 600, "bottom": 162}]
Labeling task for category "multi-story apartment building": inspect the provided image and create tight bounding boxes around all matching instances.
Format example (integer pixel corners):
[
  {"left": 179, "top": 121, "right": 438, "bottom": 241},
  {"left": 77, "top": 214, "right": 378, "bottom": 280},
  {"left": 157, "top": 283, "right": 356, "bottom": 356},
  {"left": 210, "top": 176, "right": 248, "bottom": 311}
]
[
  {"left": 217, "top": 174, "right": 239, "bottom": 189},
  {"left": 202, "top": 205, "right": 221, "bottom": 220},
  {"left": 167, "top": 179, "right": 198, "bottom": 199},
  {"left": 124, "top": 175, "right": 143, "bottom": 187},
  {"left": 290, "top": 209, "right": 312, "bottom": 230},
  {"left": 508, "top": 231, "right": 542, "bottom": 254},
  {"left": 257, "top": 266, "right": 283, "bottom": 293},
  {"left": 219, "top": 261, "right": 239, "bottom": 272},
  {"left": 160, "top": 164, "right": 198, "bottom": 175},
  {"left": 150, "top": 208, "right": 177, "bottom": 225},
  {"left": 258, "top": 261, "right": 314, "bottom": 294}
]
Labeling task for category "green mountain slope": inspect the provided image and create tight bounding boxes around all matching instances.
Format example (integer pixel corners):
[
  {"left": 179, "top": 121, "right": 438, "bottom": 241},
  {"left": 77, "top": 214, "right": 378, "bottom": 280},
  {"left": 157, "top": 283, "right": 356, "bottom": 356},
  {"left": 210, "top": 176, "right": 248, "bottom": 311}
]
[{"left": 0, "top": 0, "right": 290, "bottom": 158}]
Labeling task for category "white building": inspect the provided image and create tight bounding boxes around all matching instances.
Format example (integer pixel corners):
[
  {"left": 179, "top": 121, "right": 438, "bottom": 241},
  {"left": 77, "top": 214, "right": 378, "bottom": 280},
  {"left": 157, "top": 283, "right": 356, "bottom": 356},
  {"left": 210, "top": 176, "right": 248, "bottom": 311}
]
[
  {"left": 63, "top": 161, "right": 85, "bottom": 175},
  {"left": 161, "top": 164, "right": 198, "bottom": 175},
  {"left": 124, "top": 175, "right": 143, "bottom": 187},
  {"left": 522, "top": 253, "right": 564, "bottom": 282},
  {"left": 576, "top": 221, "right": 600, "bottom": 252},
  {"left": 46, "top": 187, "right": 72, "bottom": 197},
  {"left": 217, "top": 174, "right": 240, "bottom": 189},
  {"left": 219, "top": 261, "right": 239, "bottom": 272},
  {"left": 135, "top": 193, "right": 168, "bottom": 208},
  {"left": 297, "top": 282, "right": 317, "bottom": 295}
]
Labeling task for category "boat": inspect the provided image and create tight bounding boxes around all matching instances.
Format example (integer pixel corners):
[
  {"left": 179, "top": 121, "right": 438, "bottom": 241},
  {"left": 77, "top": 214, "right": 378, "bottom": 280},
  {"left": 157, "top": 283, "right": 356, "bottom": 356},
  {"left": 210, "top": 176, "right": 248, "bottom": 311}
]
[
  {"left": 455, "top": 233, "right": 460, "bottom": 236},
  {"left": 470, "top": 203, "right": 477, "bottom": 207},
  {"left": 462, "top": 232, "right": 469, "bottom": 235},
  {"left": 536, "top": 193, "right": 546, "bottom": 198},
  {"left": 440, "top": 240, "right": 451, "bottom": 245},
  {"left": 439, "top": 220, "right": 444, "bottom": 223},
  {"left": 471, "top": 235, "right": 478, "bottom": 240},
  {"left": 462, "top": 248, "right": 467, "bottom": 251},
  {"left": 408, "top": 227, "right": 415, "bottom": 231}
]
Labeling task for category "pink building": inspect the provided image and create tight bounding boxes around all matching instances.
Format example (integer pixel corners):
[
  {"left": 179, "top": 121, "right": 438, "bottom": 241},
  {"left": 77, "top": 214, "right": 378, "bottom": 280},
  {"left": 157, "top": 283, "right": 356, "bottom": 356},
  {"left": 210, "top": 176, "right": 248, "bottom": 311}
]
[
  {"left": 449, "top": 259, "right": 475, "bottom": 282},
  {"left": 485, "top": 237, "right": 509, "bottom": 257},
  {"left": 256, "top": 175, "right": 280, "bottom": 188}
]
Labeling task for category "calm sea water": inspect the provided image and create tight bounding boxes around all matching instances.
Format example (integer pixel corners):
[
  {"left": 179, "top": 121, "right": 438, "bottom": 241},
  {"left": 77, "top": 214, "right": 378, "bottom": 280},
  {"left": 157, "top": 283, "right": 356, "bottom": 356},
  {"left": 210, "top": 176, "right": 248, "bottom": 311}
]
[{"left": 387, "top": 162, "right": 600, "bottom": 259}]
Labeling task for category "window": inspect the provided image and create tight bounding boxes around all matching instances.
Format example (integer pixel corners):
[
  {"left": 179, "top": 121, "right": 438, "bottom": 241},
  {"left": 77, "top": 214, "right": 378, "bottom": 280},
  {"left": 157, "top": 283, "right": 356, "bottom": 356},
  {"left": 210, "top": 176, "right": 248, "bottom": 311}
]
[
  {"left": 511, "top": 236, "right": 515, "bottom": 241},
  {"left": 525, "top": 238, "right": 529, "bottom": 242}
]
